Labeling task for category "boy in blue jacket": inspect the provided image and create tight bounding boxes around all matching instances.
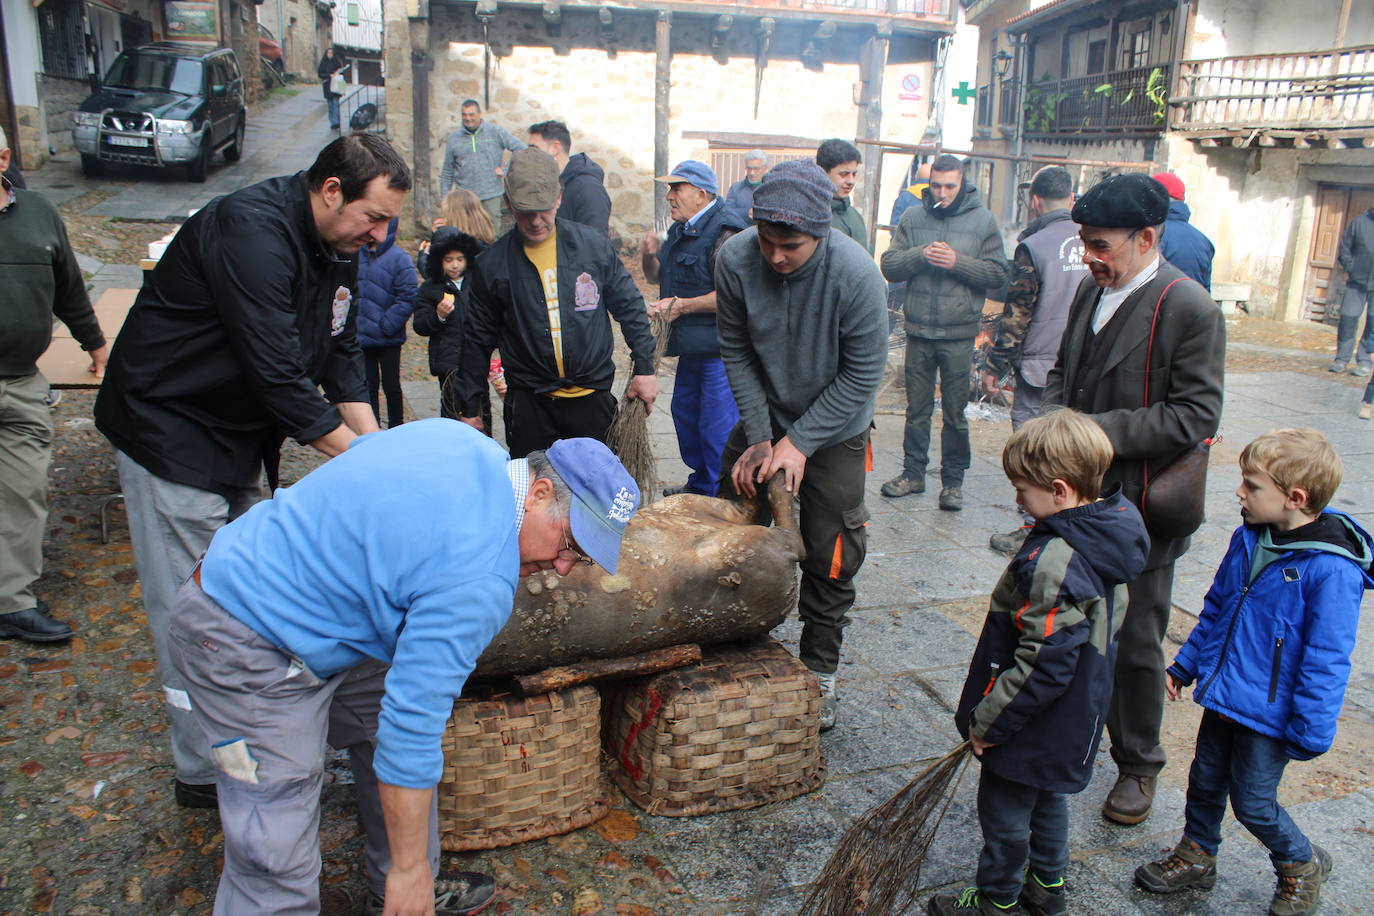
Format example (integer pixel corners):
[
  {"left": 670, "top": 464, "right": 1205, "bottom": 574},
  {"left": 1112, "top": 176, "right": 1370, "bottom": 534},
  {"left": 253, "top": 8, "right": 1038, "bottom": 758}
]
[
  {"left": 932, "top": 409, "right": 1150, "bottom": 916},
  {"left": 1136, "top": 427, "right": 1370, "bottom": 916}
]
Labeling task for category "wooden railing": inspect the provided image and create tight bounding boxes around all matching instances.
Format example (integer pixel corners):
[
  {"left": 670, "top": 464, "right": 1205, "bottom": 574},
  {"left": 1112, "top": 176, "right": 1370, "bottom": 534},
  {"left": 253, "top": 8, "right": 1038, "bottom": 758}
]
[
  {"left": 1172, "top": 45, "right": 1374, "bottom": 131},
  {"left": 1024, "top": 64, "right": 1168, "bottom": 135}
]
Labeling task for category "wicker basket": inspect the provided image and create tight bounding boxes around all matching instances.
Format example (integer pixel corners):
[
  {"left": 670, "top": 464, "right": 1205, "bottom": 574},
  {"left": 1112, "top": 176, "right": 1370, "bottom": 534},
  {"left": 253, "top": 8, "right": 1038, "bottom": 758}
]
[
  {"left": 438, "top": 685, "right": 612, "bottom": 850},
  {"left": 603, "top": 638, "right": 826, "bottom": 817}
]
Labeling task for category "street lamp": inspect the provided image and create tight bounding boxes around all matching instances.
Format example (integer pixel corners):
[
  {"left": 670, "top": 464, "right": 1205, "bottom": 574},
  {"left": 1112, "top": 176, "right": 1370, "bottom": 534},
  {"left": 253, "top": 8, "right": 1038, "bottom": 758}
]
[{"left": 993, "top": 49, "right": 1014, "bottom": 81}]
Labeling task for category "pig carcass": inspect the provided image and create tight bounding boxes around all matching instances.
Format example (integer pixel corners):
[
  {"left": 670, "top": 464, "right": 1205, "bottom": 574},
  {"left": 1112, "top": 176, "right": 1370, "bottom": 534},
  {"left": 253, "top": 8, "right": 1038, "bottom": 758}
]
[{"left": 472, "top": 476, "right": 803, "bottom": 678}]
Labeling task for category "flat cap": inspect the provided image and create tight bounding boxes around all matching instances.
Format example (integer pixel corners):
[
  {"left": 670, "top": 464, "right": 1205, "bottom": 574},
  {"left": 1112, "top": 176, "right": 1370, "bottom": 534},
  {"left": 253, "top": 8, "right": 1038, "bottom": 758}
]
[
  {"left": 1072, "top": 173, "right": 1170, "bottom": 229},
  {"left": 504, "top": 147, "right": 561, "bottom": 212}
]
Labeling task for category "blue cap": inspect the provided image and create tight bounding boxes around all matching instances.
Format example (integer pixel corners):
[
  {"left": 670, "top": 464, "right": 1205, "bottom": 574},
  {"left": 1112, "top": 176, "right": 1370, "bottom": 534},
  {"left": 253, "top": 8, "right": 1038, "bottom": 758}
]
[
  {"left": 655, "top": 160, "right": 719, "bottom": 196},
  {"left": 546, "top": 438, "right": 640, "bottom": 574}
]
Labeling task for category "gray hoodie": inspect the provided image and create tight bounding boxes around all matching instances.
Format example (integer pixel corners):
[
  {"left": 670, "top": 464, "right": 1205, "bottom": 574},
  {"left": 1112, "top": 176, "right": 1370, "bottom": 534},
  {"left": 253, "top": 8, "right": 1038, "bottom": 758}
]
[{"left": 714, "top": 228, "right": 888, "bottom": 455}]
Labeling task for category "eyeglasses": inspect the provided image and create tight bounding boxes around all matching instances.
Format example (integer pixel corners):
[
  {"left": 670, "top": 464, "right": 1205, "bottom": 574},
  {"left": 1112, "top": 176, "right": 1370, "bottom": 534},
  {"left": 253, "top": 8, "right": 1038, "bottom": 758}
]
[
  {"left": 560, "top": 523, "right": 593, "bottom": 565},
  {"left": 1079, "top": 229, "right": 1139, "bottom": 265}
]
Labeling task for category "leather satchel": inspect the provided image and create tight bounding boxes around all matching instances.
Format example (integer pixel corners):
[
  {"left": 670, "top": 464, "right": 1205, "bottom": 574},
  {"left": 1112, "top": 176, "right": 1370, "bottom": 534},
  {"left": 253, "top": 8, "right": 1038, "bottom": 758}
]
[{"left": 1138, "top": 278, "right": 1215, "bottom": 541}]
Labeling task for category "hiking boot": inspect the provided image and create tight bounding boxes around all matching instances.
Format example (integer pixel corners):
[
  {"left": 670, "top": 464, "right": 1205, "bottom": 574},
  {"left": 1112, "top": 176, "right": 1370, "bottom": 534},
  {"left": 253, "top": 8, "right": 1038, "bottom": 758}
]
[
  {"left": 928, "top": 887, "right": 1024, "bottom": 915},
  {"left": 1360, "top": 402, "right": 1372, "bottom": 420},
  {"left": 1269, "top": 845, "right": 1331, "bottom": 916},
  {"left": 882, "top": 474, "right": 925, "bottom": 498},
  {"left": 366, "top": 871, "right": 495, "bottom": 915},
  {"left": 1018, "top": 871, "right": 1066, "bottom": 916},
  {"left": 989, "top": 526, "right": 1030, "bottom": 556},
  {"left": 1328, "top": 360, "right": 1346, "bottom": 373},
  {"left": 939, "top": 487, "right": 963, "bottom": 512},
  {"left": 1134, "top": 839, "right": 1217, "bottom": 893},
  {"left": 1352, "top": 364, "right": 1371, "bottom": 377},
  {"left": 1102, "top": 773, "right": 1156, "bottom": 824},
  {"left": 811, "top": 670, "right": 838, "bottom": 732}
]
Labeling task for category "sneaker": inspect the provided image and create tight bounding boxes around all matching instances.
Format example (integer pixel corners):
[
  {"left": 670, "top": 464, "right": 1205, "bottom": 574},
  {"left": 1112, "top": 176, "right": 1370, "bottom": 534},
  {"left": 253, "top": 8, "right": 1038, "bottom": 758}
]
[
  {"left": 989, "top": 526, "right": 1030, "bottom": 556},
  {"left": 1018, "top": 871, "right": 1066, "bottom": 916},
  {"left": 881, "top": 474, "right": 925, "bottom": 498},
  {"left": 1328, "top": 360, "right": 1346, "bottom": 373},
  {"left": 811, "top": 669, "right": 838, "bottom": 732},
  {"left": 43, "top": 389, "right": 62, "bottom": 408},
  {"left": 1352, "top": 364, "right": 1371, "bottom": 377},
  {"left": 1269, "top": 845, "right": 1331, "bottom": 916},
  {"left": 1102, "top": 773, "right": 1156, "bottom": 825},
  {"left": 366, "top": 871, "right": 495, "bottom": 915},
  {"left": 174, "top": 779, "right": 219, "bottom": 809},
  {"left": 939, "top": 487, "right": 963, "bottom": 512},
  {"left": 1361, "top": 402, "right": 1372, "bottom": 420},
  {"left": 1134, "top": 838, "right": 1217, "bottom": 893},
  {"left": 928, "top": 887, "right": 1025, "bottom": 915}
]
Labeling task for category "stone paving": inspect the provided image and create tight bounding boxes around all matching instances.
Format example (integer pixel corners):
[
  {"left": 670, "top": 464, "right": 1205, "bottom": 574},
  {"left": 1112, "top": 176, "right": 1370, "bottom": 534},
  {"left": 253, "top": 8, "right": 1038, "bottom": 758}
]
[{"left": 5, "top": 91, "right": 1373, "bottom": 914}]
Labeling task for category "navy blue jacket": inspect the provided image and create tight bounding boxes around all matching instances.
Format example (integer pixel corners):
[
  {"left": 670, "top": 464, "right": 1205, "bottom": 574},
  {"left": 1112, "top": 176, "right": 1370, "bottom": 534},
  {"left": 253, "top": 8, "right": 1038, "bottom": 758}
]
[
  {"left": 356, "top": 220, "right": 418, "bottom": 349},
  {"left": 1170, "top": 512, "right": 1371, "bottom": 758},
  {"left": 956, "top": 490, "right": 1150, "bottom": 793},
  {"left": 1159, "top": 201, "right": 1215, "bottom": 291},
  {"left": 657, "top": 200, "right": 748, "bottom": 359}
]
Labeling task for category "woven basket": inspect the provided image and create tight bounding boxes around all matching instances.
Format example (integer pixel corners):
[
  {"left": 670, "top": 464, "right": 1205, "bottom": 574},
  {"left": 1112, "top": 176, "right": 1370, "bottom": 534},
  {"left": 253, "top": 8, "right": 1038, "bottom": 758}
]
[
  {"left": 603, "top": 638, "right": 826, "bottom": 817},
  {"left": 438, "top": 685, "right": 611, "bottom": 850}
]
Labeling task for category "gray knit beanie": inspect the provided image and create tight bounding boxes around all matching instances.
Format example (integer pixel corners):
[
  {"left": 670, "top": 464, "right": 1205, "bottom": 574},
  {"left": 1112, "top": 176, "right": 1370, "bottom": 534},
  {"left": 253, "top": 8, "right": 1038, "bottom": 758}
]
[{"left": 751, "top": 159, "right": 836, "bottom": 238}]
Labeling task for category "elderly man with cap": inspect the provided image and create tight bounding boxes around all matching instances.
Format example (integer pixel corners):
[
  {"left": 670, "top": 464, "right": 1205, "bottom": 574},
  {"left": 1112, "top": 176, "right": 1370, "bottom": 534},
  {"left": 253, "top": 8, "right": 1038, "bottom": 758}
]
[
  {"left": 457, "top": 147, "right": 658, "bottom": 456},
  {"left": 714, "top": 159, "right": 888, "bottom": 731},
  {"left": 641, "top": 160, "right": 749, "bottom": 496},
  {"left": 1043, "top": 172, "right": 1225, "bottom": 826},
  {"left": 724, "top": 149, "right": 768, "bottom": 217},
  {"left": 1152, "top": 172, "right": 1214, "bottom": 291},
  {"left": 169, "top": 419, "right": 639, "bottom": 914}
]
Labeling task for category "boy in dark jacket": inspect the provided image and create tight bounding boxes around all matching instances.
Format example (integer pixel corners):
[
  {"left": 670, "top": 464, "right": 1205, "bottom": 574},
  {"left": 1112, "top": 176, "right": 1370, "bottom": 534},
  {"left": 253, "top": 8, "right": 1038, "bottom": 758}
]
[
  {"left": 412, "top": 230, "right": 489, "bottom": 428},
  {"left": 356, "top": 218, "right": 416, "bottom": 428},
  {"left": 933, "top": 409, "right": 1149, "bottom": 916},
  {"left": 1136, "top": 428, "right": 1370, "bottom": 916}
]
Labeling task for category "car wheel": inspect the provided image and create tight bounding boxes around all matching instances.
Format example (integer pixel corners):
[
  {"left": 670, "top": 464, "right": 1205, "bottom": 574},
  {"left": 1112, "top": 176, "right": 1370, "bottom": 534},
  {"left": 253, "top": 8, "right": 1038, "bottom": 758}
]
[
  {"left": 80, "top": 154, "right": 104, "bottom": 178},
  {"left": 188, "top": 133, "right": 211, "bottom": 183},
  {"left": 223, "top": 116, "right": 245, "bottom": 163}
]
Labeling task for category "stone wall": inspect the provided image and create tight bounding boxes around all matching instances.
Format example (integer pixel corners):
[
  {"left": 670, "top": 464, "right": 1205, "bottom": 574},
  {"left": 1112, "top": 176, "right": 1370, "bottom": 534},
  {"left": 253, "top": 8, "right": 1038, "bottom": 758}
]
[
  {"left": 38, "top": 75, "right": 93, "bottom": 160},
  {"left": 388, "top": 5, "right": 937, "bottom": 239}
]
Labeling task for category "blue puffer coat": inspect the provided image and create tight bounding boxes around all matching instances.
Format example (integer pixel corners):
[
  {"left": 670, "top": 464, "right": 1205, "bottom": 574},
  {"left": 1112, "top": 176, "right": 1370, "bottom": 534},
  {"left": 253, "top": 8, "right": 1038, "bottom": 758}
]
[
  {"left": 357, "top": 219, "right": 418, "bottom": 349},
  {"left": 1159, "top": 200, "right": 1215, "bottom": 292},
  {"left": 1169, "top": 511, "right": 1372, "bottom": 758}
]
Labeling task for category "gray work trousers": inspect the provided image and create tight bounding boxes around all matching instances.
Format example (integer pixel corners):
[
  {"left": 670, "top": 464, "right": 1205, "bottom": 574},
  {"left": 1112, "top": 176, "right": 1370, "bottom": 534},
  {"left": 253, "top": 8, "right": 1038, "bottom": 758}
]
[
  {"left": 115, "top": 451, "right": 260, "bottom": 786},
  {"left": 1009, "top": 372, "right": 1045, "bottom": 431},
  {"left": 0, "top": 372, "right": 52, "bottom": 616},
  {"left": 901, "top": 337, "right": 973, "bottom": 487},
  {"left": 1107, "top": 560, "right": 1176, "bottom": 777},
  {"left": 169, "top": 578, "right": 439, "bottom": 913}
]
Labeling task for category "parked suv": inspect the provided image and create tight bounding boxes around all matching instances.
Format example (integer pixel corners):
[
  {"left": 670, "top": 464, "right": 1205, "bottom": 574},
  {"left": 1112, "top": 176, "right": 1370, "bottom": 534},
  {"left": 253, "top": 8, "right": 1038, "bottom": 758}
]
[{"left": 72, "top": 42, "right": 246, "bottom": 183}]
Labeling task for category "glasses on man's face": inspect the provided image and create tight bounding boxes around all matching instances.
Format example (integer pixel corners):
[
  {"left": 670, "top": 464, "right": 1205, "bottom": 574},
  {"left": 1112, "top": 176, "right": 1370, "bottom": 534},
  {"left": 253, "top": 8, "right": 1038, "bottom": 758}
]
[
  {"left": 1079, "top": 229, "right": 1139, "bottom": 265},
  {"left": 560, "top": 523, "right": 592, "bottom": 565}
]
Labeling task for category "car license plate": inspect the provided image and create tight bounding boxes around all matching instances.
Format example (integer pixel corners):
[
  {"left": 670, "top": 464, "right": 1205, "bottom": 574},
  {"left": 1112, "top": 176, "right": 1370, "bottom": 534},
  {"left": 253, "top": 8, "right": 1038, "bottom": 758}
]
[{"left": 107, "top": 135, "right": 148, "bottom": 147}]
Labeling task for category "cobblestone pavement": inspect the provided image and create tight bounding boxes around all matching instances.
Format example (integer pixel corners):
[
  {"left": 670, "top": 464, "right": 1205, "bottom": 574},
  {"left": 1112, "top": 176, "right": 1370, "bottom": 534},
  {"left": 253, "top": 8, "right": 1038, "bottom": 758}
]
[{"left": 5, "top": 91, "right": 1372, "bottom": 915}]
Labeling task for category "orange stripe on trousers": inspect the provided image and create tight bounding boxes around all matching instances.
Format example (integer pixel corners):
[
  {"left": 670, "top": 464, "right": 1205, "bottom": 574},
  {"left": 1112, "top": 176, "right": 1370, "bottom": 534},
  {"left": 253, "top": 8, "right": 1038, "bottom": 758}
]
[{"left": 829, "top": 534, "right": 844, "bottom": 579}]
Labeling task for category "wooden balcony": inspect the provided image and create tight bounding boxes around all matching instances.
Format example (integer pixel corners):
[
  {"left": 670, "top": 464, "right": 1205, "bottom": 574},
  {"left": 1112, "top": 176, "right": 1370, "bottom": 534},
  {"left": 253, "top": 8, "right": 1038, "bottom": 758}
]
[
  {"left": 512, "top": 0, "right": 955, "bottom": 29},
  {"left": 1172, "top": 46, "right": 1374, "bottom": 139},
  {"left": 1023, "top": 64, "right": 1169, "bottom": 136}
]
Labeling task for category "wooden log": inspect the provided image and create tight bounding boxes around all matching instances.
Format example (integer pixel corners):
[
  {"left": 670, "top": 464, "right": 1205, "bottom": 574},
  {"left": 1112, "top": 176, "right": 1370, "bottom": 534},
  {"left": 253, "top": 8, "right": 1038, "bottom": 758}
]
[{"left": 513, "top": 644, "right": 703, "bottom": 696}]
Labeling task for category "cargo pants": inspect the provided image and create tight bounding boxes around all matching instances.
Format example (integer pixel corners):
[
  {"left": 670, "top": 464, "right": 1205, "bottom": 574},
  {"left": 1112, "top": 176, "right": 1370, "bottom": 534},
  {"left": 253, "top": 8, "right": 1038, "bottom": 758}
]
[
  {"left": 719, "top": 423, "right": 870, "bottom": 675},
  {"left": 169, "top": 577, "right": 440, "bottom": 915}
]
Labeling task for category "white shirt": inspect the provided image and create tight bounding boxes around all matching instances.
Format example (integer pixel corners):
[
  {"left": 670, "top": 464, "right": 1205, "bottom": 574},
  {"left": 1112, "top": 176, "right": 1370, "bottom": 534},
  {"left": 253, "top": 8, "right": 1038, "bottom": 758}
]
[
  {"left": 506, "top": 458, "right": 529, "bottom": 531},
  {"left": 1091, "top": 255, "right": 1160, "bottom": 334}
]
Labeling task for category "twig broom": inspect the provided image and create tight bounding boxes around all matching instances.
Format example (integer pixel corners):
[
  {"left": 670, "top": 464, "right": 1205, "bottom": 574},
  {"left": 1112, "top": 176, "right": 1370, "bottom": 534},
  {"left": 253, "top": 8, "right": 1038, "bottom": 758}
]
[
  {"left": 607, "top": 310, "right": 672, "bottom": 504},
  {"left": 798, "top": 741, "right": 974, "bottom": 916}
]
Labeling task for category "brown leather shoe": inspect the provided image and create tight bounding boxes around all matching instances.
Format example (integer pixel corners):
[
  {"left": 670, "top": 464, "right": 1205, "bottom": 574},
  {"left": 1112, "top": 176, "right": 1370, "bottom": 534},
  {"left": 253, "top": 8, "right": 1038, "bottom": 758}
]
[{"left": 1102, "top": 773, "right": 1156, "bottom": 825}]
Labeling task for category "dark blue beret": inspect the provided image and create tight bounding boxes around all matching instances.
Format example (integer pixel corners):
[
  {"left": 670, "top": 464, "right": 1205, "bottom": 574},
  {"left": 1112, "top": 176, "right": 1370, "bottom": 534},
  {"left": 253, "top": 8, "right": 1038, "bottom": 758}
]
[{"left": 1072, "top": 173, "right": 1170, "bottom": 228}]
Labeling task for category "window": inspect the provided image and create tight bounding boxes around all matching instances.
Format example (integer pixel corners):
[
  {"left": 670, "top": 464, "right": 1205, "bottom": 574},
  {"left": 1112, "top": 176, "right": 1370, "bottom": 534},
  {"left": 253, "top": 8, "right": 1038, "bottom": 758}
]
[
  {"left": 1125, "top": 27, "right": 1151, "bottom": 69},
  {"left": 1087, "top": 39, "right": 1107, "bottom": 75},
  {"left": 348, "top": 2, "right": 361, "bottom": 26},
  {"left": 105, "top": 51, "right": 205, "bottom": 95},
  {"left": 38, "top": 0, "right": 88, "bottom": 80}
]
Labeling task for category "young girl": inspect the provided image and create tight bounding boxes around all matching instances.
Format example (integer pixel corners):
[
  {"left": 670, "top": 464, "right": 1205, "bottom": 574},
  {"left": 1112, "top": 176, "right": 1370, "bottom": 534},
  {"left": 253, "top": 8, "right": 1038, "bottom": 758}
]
[
  {"left": 355, "top": 218, "right": 416, "bottom": 428},
  {"left": 414, "top": 188, "right": 496, "bottom": 278},
  {"left": 412, "top": 230, "right": 492, "bottom": 431}
]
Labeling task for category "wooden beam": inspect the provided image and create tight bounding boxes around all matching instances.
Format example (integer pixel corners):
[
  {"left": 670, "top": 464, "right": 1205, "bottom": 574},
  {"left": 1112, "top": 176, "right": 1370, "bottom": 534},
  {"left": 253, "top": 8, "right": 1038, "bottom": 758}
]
[
  {"left": 1294, "top": 135, "right": 1312, "bottom": 149},
  {"left": 1258, "top": 134, "right": 1278, "bottom": 147},
  {"left": 1200, "top": 137, "right": 1220, "bottom": 147},
  {"left": 1335, "top": 0, "right": 1353, "bottom": 50},
  {"left": 1327, "top": 136, "right": 1345, "bottom": 149},
  {"left": 1363, "top": 136, "right": 1374, "bottom": 149},
  {"left": 856, "top": 32, "right": 888, "bottom": 253},
  {"left": 653, "top": 11, "right": 671, "bottom": 230}
]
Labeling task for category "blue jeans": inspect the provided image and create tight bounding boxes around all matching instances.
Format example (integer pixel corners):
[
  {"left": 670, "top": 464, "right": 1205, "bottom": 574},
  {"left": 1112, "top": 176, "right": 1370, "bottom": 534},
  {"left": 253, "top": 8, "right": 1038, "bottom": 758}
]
[
  {"left": 325, "top": 93, "right": 341, "bottom": 129},
  {"left": 1335, "top": 286, "right": 1374, "bottom": 367},
  {"left": 670, "top": 356, "right": 739, "bottom": 496},
  {"left": 1183, "top": 710, "right": 1311, "bottom": 864},
  {"left": 976, "top": 767, "right": 1068, "bottom": 905}
]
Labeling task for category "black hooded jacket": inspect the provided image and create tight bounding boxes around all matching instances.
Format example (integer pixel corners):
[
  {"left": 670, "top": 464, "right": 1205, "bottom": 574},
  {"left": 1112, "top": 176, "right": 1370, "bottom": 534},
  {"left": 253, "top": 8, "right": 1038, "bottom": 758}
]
[
  {"left": 955, "top": 489, "right": 1150, "bottom": 793},
  {"left": 412, "top": 228, "right": 484, "bottom": 377},
  {"left": 558, "top": 153, "right": 612, "bottom": 236}
]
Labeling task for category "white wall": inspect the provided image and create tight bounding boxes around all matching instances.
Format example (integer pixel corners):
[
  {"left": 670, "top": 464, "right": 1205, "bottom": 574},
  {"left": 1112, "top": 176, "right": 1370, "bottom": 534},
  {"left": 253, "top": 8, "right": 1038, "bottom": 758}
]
[
  {"left": 1192, "top": 0, "right": 1374, "bottom": 59},
  {"left": 2, "top": 0, "right": 41, "bottom": 107}
]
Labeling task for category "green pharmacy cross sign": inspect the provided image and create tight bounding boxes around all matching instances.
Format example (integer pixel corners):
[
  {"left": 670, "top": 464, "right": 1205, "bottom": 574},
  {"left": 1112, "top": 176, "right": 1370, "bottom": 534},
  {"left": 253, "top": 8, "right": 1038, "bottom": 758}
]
[{"left": 951, "top": 81, "right": 976, "bottom": 105}]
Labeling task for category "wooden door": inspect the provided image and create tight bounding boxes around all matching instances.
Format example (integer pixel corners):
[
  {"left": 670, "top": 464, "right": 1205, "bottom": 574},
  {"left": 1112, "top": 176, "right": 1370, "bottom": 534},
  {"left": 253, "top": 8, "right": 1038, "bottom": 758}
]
[{"left": 1305, "top": 186, "right": 1357, "bottom": 323}]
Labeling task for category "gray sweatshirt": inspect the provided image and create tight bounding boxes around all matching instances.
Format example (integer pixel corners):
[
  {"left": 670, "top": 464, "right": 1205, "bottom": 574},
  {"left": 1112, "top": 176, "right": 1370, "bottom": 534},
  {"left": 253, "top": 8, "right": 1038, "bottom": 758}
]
[
  {"left": 715, "top": 228, "right": 888, "bottom": 455},
  {"left": 438, "top": 121, "right": 527, "bottom": 200}
]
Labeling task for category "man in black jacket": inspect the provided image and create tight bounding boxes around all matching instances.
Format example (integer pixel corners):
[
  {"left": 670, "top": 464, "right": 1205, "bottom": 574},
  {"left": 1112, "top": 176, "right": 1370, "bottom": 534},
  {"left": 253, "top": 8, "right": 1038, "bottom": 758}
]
[
  {"left": 0, "top": 125, "right": 106, "bottom": 644},
  {"left": 527, "top": 120, "right": 612, "bottom": 236},
  {"left": 458, "top": 148, "right": 657, "bottom": 456},
  {"left": 95, "top": 134, "right": 409, "bottom": 810},
  {"left": 1335, "top": 206, "right": 1374, "bottom": 375}
]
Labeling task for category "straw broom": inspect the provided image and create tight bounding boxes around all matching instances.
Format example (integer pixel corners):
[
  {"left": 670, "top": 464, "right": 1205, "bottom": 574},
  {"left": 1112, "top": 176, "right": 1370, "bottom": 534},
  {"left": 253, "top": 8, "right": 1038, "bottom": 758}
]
[
  {"left": 608, "top": 309, "right": 672, "bottom": 504},
  {"left": 798, "top": 741, "right": 974, "bottom": 916}
]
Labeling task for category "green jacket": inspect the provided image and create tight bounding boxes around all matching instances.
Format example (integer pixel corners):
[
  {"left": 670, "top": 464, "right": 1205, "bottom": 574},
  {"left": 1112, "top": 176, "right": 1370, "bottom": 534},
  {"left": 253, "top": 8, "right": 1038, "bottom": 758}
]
[
  {"left": 830, "top": 197, "right": 870, "bottom": 253},
  {"left": 880, "top": 183, "right": 1009, "bottom": 340}
]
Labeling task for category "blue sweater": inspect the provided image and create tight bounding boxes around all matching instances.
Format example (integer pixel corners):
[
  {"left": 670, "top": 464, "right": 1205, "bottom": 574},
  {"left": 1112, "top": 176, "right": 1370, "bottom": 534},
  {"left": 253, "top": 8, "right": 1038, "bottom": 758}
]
[
  {"left": 201, "top": 419, "right": 519, "bottom": 788},
  {"left": 1170, "top": 511, "right": 1371, "bottom": 757},
  {"left": 357, "top": 220, "right": 418, "bottom": 349}
]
